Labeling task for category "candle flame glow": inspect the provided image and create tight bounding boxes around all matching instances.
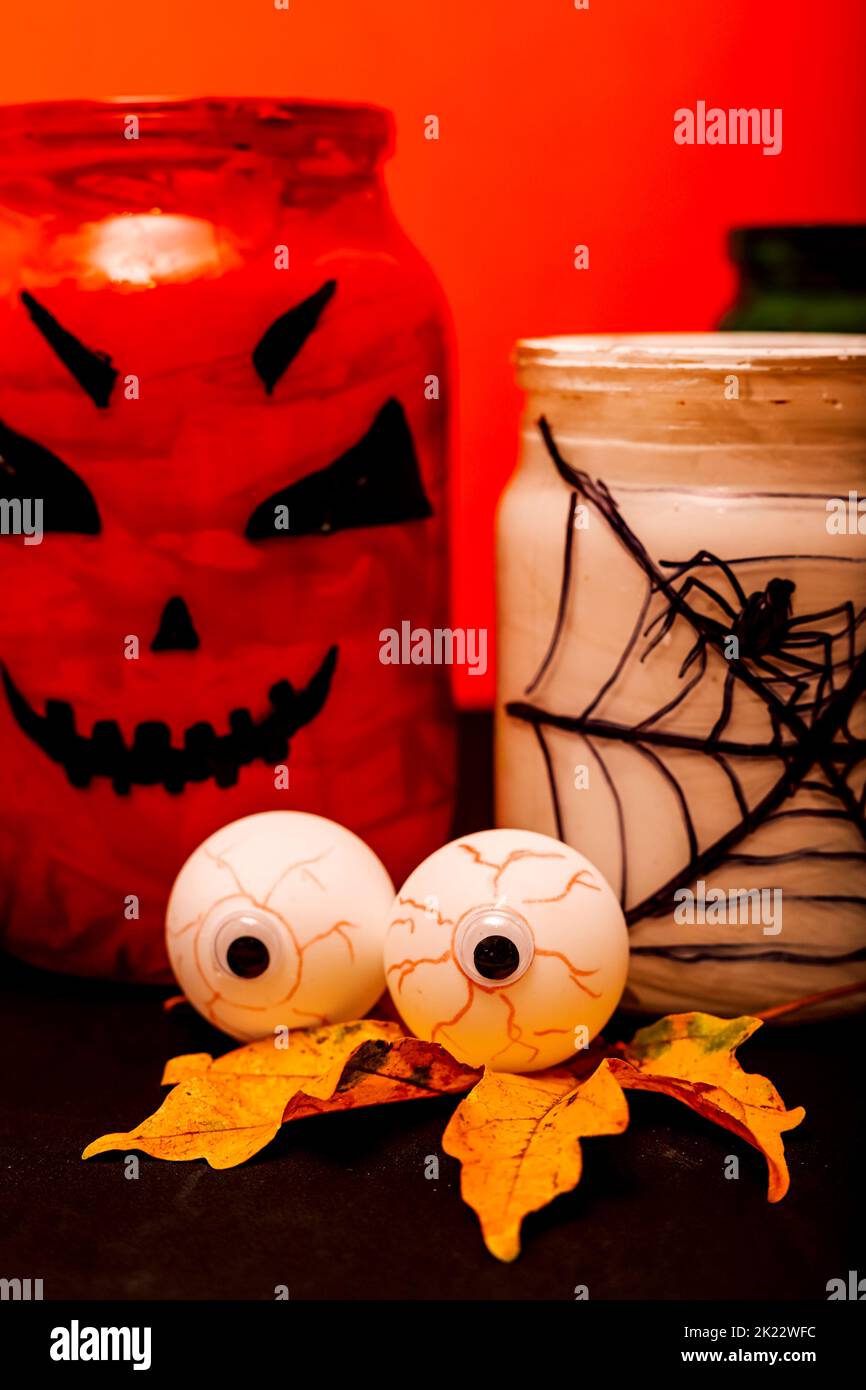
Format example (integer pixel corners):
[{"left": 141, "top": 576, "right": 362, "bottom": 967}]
[{"left": 84, "top": 213, "right": 238, "bottom": 287}]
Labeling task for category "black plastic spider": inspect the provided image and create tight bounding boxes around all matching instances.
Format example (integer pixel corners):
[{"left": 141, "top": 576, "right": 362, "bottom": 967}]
[{"left": 642, "top": 549, "right": 857, "bottom": 740}]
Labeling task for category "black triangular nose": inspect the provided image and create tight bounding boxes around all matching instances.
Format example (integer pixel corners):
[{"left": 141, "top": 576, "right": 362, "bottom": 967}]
[{"left": 151, "top": 596, "right": 200, "bottom": 652}]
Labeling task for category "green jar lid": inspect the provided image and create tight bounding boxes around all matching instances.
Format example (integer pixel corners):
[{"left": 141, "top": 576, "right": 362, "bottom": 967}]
[{"left": 729, "top": 224, "right": 866, "bottom": 291}]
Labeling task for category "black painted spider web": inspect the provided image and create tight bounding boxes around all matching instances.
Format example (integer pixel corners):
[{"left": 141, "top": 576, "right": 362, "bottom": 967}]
[{"left": 506, "top": 418, "right": 866, "bottom": 952}]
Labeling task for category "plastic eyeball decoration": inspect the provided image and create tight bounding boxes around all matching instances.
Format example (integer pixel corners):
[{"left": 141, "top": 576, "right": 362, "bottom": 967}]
[
  {"left": 166, "top": 811, "right": 395, "bottom": 1040},
  {"left": 384, "top": 828, "right": 628, "bottom": 1072}
]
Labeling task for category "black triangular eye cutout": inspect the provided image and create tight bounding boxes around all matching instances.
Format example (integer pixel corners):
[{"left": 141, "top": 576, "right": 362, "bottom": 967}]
[
  {"left": 0, "top": 417, "right": 101, "bottom": 534},
  {"left": 252, "top": 280, "right": 337, "bottom": 394},
  {"left": 20, "top": 292, "right": 118, "bottom": 409},
  {"left": 245, "top": 399, "right": 433, "bottom": 540}
]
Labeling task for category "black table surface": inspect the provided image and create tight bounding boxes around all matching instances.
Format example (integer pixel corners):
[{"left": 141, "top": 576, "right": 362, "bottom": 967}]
[{"left": 0, "top": 714, "right": 862, "bottom": 1301}]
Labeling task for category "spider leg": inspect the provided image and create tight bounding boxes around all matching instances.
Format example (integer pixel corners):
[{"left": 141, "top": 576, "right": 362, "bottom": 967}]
[
  {"left": 659, "top": 549, "right": 749, "bottom": 606},
  {"left": 772, "top": 636, "right": 848, "bottom": 716},
  {"left": 634, "top": 642, "right": 708, "bottom": 730},
  {"left": 642, "top": 575, "right": 738, "bottom": 662},
  {"left": 782, "top": 630, "right": 840, "bottom": 718},
  {"left": 789, "top": 600, "right": 859, "bottom": 698},
  {"left": 669, "top": 610, "right": 728, "bottom": 679},
  {"left": 751, "top": 655, "right": 808, "bottom": 706},
  {"left": 785, "top": 631, "right": 848, "bottom": 654},
  {"left": 664, "top": 547, "right": 750, "bottom": 603},
  {"left": 831, "top": 604, "right": 866, "bottom": 737},
  {"left": 778, "top": 639, "right": 845, "bottom": 683},
  {"left": 672, "top": 575, "right": 739, "bottom": 621},
  {"left": 641, "top": 605, "right": 678, "bottom": 659},
  {"left": 788, "top": 599, "right": 855, "bottom": 635},
  {"left": 785, "top": 629, "right": 855, "bottom": 676},
  {"left": 680, "top": 633, "right": 709, "bottom": 677},
  {"left": 708, "top": 665, "right": 736, "bottom": 743},
  {"left": 774, "top": 648, "right": 830, "bottom": 675}
]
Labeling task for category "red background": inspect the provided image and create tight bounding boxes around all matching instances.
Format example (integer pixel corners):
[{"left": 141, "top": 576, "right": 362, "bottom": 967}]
[{"left": 2, "top": 0, "right": 864, "bottom": 704}]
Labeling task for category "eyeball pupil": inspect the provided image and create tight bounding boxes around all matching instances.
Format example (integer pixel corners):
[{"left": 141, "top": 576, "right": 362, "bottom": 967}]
[
  {"left": 473, "top": 934, "right": 521, "bottom": 981},
  {"left": 225, "top": 935, "right": 270, "bottom": 979}
]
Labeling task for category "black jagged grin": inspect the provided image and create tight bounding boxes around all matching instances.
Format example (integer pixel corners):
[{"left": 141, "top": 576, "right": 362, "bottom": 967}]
[{"left": 0, "top": 646, "right": 337, "bottom": 794}]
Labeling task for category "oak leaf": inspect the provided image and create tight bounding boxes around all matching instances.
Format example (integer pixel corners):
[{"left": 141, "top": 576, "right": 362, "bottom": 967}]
[
  {"left": 442, "top": 1059, "right": 628, "bottom": 1261},
  {"left": 82, "top": 1020, "right": 403, "bottom": 1169},
  {"left": 608, "top": 1012, "right": 806, "bottom": 1201}
]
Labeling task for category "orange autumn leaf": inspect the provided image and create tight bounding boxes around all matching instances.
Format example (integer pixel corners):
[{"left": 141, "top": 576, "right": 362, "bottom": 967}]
[
  {"left": 283, "top": 1036, "right": 480, "bottom": 1121},
  {"left": 608, "top": 1012, "right": 805, "bottom": 1202},
  {"left": 442, "top": 1059, "right": 628, "bottom": 1262},
  {"left": 82, "top": 1020, "right": 403, "bottom": 1169}
]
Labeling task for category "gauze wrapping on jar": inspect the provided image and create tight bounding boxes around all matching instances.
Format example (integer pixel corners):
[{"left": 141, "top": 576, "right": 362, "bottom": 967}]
[
  {"left": 0, "top": 98, "right": 453, "bottom": 981},
  {"left": 496, "top": 333, "right": 866, "bottom": 1019}
]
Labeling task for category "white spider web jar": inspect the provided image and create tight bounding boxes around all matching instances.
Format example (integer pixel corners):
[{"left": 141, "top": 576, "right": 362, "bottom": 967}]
[{"left": 496, "top": 334, "right": 866, "bottom": 1020}]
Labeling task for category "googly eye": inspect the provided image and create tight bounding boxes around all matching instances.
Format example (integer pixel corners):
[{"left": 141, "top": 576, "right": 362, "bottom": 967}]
[
  {"left": 224, "top": 935, "right": 269, "bottom": 979},
  {"left": 454, "top": 906, "right": 534, "bottom": 987},
  {"left": 166, "top": 810, "right": 395, "bottom": 1040},
  {"left": 384, "top": 829, "right": 629, "bottom": 1071},
  {"left": 213, "top": 910, "right": 285, "bottom": 981}
]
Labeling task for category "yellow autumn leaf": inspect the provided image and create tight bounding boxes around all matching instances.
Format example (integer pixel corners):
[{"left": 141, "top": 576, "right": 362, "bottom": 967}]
[
  {"left": 161, "top": 1052, "right": 212, "bottom": 1082},
  {"left": 82, "top": 1019, "right": 404, "bottom": 1169},
  {"left": 608, "top": 1012, "right": 805, "bottom": 1201},
  {"left": 442, "top": 1059, "right": 628, "bottom": 1262}
]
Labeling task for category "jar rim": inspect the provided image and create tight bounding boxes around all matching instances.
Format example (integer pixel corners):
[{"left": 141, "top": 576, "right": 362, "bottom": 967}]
[
  {"left": 515, "top": 331, "right": 866, "bottom": 374},
  {"left": 0, "top": 96, "right": 393, "bottom": 168}
]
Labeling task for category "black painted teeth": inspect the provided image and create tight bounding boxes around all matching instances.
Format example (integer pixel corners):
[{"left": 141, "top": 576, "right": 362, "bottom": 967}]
[{"left": 1, "top": 647, "right": 337, "bottom": 794}]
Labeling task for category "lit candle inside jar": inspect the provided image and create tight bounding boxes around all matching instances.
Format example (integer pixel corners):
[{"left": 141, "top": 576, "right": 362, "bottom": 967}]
[{"left": 79, "top": 212, "right": 240, "bottom": 287}]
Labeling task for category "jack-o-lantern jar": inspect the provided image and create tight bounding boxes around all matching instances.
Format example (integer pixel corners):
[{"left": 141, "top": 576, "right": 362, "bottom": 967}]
[{"left": 0, "top": 99, "right": 454, "bottom": 981}]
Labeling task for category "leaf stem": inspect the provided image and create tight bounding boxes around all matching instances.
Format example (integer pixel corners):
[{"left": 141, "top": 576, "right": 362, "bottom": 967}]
[{"left": 753, "top": 979, "right": 866, "bottom": 1021}]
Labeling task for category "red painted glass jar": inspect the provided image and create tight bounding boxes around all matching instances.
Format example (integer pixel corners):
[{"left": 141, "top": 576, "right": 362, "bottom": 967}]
[{"left": 0, "top": 98, "right": 454, "bottom": 981}]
